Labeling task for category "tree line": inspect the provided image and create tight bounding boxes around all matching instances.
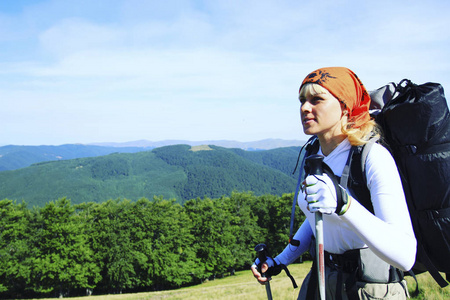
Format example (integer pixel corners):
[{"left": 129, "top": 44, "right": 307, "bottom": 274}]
[{"left": 0, "top": 192, "right": 305, "bottom": 298}]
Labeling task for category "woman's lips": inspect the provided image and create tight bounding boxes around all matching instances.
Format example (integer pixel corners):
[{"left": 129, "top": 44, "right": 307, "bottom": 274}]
[{"left": 302, "top": 116, "right": 315, "bottom": 125}]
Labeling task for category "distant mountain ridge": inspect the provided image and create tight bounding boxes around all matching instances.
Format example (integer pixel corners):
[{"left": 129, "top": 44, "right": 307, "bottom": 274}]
[
  {"left": 0, "top": 144, "right": 302, "bottom": 207},
  {"left": 0, "top": 139, "right": 305, "bottom": 171},
  {"left": 89, "top": 138, "right": 305, "bottom": 150},
  {"left": 0, "top": 144, "right": 146, "bottom": 171}
]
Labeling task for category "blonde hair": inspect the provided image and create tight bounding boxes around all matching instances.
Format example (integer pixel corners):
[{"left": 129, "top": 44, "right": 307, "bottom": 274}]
[
  {"left": 299, "top": 83, "right": 330, "bottom": 100},
  {"left": 342, "top": 119, "right": 380, "bottom": 146},
  {"left": 299, "top": 83, "right": 380, "bottom": 146}
]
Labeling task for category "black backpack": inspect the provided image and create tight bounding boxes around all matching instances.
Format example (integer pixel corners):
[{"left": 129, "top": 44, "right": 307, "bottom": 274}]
[
  {"left": 291, "top": 79, "right": 450, "bottom": 287},
  {"left": 369, "top": 79, "right": 450, "bottom": 287}
]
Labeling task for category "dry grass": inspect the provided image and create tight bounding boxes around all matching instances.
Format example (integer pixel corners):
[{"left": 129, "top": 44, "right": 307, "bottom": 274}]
[
  {"left": 32, "top": 262, "right": 449, "bottom": 300},
  {"left": 189, "top": 145, "right": 213, "bottom": 152}
]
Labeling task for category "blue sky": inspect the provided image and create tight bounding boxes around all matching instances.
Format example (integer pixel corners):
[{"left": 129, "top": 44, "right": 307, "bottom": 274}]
[{"left": 1, "top": 0, "right": 449, "bottom": 146}]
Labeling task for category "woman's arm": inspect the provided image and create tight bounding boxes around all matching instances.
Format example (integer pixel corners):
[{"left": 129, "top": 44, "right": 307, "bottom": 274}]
[
  {"left": 274, "top": 220, "right": 313, "bottom": 266},
  {"left": 341, "top": 144, "right": 416, "bottom": 271}
]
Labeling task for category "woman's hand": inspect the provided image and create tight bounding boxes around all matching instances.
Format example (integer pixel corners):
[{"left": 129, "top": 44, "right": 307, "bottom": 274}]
[
  {"left": 251, "top": 262, "right": 270, "bottom": 285},
  {"left": 251, "top": 257, "right": 274, "bottom": 285},
  {"left": 304, "top": 174, "right": 338, "bottom": 214},
  {"left": 304, "top": 174, "right": 351, "bottom": 215}
]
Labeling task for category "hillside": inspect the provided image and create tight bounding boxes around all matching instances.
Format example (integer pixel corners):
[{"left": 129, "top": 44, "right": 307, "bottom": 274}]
[
  {"left": 0, "top": 139, "right": 305, "bottom": 171},
  {"left": 0, "top": 145, "right": 301, "bottom": 207}
]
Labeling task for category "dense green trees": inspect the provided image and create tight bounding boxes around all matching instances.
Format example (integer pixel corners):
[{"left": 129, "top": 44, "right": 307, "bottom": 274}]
[
  {"left": 0, "top": 200, "right": 31, "bottom": 296},
  {"left": 27, "top": 198, "right": 101, "bottom": 297},
  {"left": 0, "top": 192, "right": 306, "bottom": 299}
]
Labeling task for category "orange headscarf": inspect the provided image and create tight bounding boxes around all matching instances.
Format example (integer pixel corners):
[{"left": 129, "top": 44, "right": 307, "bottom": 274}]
[{"left": 299, "top": 67, "right": 371, "bottom": 128}]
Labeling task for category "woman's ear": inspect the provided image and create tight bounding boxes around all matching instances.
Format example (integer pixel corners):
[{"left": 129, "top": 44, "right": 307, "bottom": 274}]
[
  {"left": 340, "top": 109, "right": 350, "bottom": 131},
  {"left": 340, "top": 101, "right": 348, "bottom": 116}
]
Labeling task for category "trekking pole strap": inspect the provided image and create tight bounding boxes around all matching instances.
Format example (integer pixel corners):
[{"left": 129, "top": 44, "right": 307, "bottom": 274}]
[
  {"left": 289, "top": 173, "right": 303, "bottom": 246},
  {"left": 290, "top": 137, "right": 318, "bottom": 246},
  {"left": 281, "top": 264, "right": 298, "bottom": 289}
]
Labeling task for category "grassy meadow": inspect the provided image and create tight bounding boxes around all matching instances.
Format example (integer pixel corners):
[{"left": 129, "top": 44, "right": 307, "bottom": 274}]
[{"left": 31, "top": 261, "right": 449, "bottom": 300}]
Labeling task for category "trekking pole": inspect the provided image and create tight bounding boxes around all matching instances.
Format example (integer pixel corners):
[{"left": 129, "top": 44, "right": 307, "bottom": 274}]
[
  {"left": 255, "top": 243, "right": 273, "bottom": 300},
  {"left": 305, "top": 154, "right": 326, "bottom": 300}
]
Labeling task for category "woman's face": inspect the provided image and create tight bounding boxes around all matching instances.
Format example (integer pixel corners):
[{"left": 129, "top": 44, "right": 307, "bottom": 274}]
[{"left": 299, "top": 88, "right": 347, "bottom": 139}]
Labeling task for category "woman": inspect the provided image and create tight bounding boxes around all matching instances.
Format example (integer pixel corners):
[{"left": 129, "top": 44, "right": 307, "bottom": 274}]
[{"left": 251, "top": 67, "right": 417, "bottom": 299}]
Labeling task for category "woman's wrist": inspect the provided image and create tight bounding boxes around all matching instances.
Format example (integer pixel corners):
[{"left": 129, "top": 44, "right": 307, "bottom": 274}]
[{"left": 338, "top": 193, "right": 352, "bottom": 216}]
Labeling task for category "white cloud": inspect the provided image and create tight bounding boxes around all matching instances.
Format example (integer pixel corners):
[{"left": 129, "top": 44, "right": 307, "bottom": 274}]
[
  {"left": 0, "top": 0, "right": 449, "bottom": 145},
  {"left": 39, "top": 18, "right": 125, "bottom": 57}
]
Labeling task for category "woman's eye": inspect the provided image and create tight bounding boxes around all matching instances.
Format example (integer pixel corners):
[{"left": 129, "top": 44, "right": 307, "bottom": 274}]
[{"left": 311, "top": 96, "right": 323, "bottom": 104}]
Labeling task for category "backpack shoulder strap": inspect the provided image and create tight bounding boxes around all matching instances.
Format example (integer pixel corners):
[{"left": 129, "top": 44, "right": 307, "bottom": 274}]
[
  {"left": 360, "top": 136, "right": 379, "bottom": 181},
  {"left": 341, "top": 136, "right": 379, "bottom": 214}
]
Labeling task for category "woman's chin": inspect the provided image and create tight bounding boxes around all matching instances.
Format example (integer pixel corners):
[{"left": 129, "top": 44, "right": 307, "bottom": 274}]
[{"left": 302, "top": 127, "right": 316, "bottom": 136}]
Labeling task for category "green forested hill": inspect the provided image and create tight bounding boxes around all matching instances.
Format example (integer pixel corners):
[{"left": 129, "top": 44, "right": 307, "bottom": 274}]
[
  {"left": 0, "top": 144, "right": 300, "bottom": 207},
  {"left": 225, "top": 146, "right": 301, "bottom": 175}
]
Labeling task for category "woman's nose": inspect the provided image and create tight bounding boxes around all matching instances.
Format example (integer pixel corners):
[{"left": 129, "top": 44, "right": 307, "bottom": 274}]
[{"left": 301, "top": 101, "right": 311, "bottom": 113}]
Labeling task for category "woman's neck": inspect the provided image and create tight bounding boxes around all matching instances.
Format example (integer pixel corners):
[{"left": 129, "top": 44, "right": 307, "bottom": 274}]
[{"left": 318, "top": 134, "right": 347, "bottom": 156}]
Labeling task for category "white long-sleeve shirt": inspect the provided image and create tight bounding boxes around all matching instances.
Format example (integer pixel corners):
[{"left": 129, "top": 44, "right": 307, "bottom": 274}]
[{"left": 276, "top": 138, "right": 417, "bottom": 271}]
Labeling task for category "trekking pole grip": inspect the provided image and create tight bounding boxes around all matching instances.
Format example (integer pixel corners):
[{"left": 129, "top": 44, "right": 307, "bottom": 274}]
[
  {"left": 305, "top": 154, "right": 324, "bottom": 175},
  {"left": 255, "top": 243, "right": 273, "bottom": 300},
  {"left": 255, "top": 243, "right": 269, "bottom": 274}
]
